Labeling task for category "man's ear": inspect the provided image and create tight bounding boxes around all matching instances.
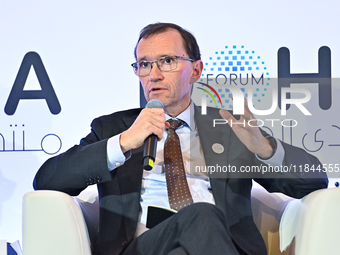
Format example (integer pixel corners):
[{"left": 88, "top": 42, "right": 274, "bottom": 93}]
[{"left": 190, "top": 60, "right": 203, "bottom": 84}]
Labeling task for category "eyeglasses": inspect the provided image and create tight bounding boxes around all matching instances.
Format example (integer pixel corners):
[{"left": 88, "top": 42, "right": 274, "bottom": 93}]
[{"left": 131, "top": 55, "right": 195, "bottom": 77}]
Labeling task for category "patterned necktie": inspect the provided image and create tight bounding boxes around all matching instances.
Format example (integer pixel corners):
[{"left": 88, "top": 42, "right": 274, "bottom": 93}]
[{"left": 164, "top": 119, "right": 193, "bottom": 211}]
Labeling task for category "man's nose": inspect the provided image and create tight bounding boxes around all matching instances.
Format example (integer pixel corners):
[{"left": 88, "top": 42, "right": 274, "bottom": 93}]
[{"left": 149, "top": 62, "right": 164, "bottom": 82}]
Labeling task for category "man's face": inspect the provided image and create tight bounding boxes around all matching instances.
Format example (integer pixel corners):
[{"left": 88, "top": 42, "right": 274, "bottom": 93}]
[{"left": 135, "top": 29, "right": 202, "bottom": 116}]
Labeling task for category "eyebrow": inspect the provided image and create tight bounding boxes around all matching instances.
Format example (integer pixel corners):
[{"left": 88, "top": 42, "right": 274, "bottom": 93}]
[
  {"left": 137, "top": 54, "right": 174, "bottom": 62},
  {"left": 137, "top": 57, "right": 149, "bottom": 61}
]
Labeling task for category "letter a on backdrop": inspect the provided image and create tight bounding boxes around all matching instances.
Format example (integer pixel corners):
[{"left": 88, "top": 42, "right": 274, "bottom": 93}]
[{"left": 4, "top": 51, "right": 61, "bottom": 115}]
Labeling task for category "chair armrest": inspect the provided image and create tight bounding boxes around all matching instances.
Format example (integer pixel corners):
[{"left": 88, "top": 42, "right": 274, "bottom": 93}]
[
  {"left": 23, "top": 190, "right": 92, "bottom": 255},
  {"left": 251, "top": 188, "right": 293, "bottom": 255},
  {"left": 291, "top": 188, "right": 340, "bottom": 255}
]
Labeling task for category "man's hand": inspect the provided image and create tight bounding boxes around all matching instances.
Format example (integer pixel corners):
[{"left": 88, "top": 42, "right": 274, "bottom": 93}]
[
  {"left": 219, "top": 98, "right": 273, "bottom": 159},
  {"left": 120, "top": 108, "right": 170, "bottom": 153}
]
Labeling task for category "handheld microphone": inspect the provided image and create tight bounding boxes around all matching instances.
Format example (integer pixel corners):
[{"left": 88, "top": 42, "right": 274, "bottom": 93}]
[{"left": 143, "top": 99, "right": 164, "bottom": 170}]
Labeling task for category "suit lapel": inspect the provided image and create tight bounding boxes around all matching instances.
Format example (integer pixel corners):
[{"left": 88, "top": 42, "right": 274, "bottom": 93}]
[
  {"left": 194, "top": 105, "right": 231, "bottom": 207},
  {"left": 115, "top": 110, "right": 144, "bottom": 235},
  {"left": 194, "top": 105, "right": 254, "bottom": 176},
  {"left": 193, "top": 105, "right": 254, "bottom": 205},
  {"left": 194, "top": 105, "right": 231, "bottom": 175}
]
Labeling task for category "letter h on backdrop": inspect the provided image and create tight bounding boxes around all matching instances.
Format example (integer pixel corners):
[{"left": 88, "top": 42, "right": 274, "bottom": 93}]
[{"left": 277, "top": 46, "right": 332, "bottom": 111}]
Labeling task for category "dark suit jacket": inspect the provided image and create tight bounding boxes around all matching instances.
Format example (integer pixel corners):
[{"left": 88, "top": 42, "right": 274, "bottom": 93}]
[{"left": 34, "top": 105, "right": 328, "bottom": 255}]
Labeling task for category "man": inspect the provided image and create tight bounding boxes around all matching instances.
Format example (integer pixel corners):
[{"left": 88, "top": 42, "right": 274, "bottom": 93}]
[{"left": 34, "top": 23, "right": 328, "bottom": 255}]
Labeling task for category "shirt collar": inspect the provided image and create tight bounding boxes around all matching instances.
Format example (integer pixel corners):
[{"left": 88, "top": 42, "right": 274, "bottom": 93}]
[{"left": 165, "top": 101, "right": 196, "bottom": 131}]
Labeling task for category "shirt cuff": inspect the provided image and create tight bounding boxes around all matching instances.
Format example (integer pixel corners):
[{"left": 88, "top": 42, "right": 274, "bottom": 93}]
[
  {"left": 256, "top": 137, "right": 284, "bottom": 167},
  {"left": 107, "top": 134, "right": 131, "bottom": 171}
]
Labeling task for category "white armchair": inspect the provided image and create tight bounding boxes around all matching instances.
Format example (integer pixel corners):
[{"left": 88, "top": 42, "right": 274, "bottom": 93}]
[
  {"left": 22, "top": 188, "right": 340, "bottom": 255},
  {"left": 22, "top": 189, "right": 99, "bottom": 255}
]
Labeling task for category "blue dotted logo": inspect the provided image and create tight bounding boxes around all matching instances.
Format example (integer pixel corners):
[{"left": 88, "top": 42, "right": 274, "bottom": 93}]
[{"left": 194, "top": 45, "right": 271, "bottom": 109}]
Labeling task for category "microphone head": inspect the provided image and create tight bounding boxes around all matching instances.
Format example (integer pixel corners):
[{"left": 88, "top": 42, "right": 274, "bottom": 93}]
[{"left": 145, "top": 99, "right": 164, "bottom": 109}]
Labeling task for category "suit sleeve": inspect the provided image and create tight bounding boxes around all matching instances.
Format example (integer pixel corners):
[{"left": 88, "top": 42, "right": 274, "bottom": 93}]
[
  {"left": 254, "top": 140, "right": 328, "bottom": 199},
  {"left": 33, "top": 117, "right": 116, "bottom": 196}
]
